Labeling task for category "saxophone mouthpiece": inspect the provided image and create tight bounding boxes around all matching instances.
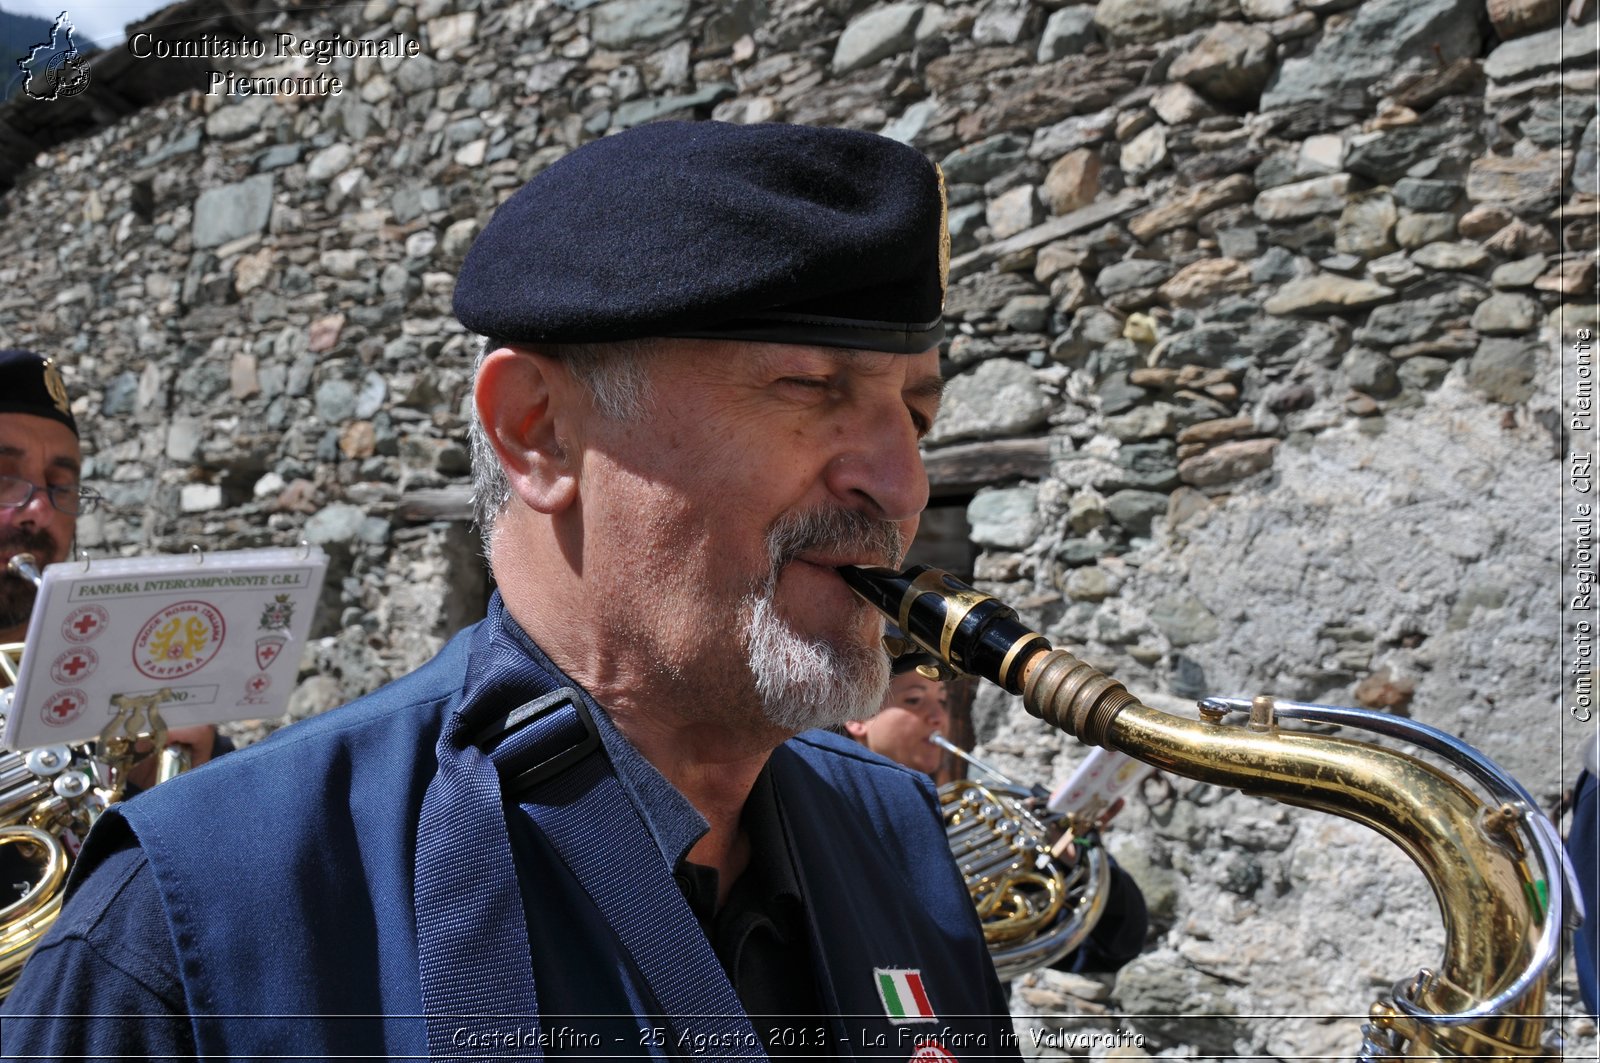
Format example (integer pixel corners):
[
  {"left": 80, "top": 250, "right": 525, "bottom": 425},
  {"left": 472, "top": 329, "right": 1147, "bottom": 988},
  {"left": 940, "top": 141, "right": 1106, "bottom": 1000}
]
[{"left": 836, "top": 564, "right": 1050, "bottom": 694}]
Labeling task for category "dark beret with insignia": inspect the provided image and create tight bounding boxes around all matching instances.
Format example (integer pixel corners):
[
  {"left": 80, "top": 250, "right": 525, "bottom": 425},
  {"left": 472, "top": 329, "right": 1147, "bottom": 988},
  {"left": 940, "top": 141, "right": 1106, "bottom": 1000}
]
[
  {"left": 0, "top": 349, "right": 76, "bottom": 437},
  {"left": 454, "top": 121, "right": 950, "bottom": 355}
]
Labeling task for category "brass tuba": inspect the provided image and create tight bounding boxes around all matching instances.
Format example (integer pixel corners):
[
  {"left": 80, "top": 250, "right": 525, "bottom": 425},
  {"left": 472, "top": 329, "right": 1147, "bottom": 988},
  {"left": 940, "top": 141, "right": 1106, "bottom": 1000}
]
[{"left": 842, "top": 563, "right": 1578, "bottom": 1060}]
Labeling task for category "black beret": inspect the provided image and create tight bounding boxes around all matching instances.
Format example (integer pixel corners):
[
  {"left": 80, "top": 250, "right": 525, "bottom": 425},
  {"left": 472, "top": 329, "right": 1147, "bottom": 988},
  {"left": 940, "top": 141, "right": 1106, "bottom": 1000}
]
[
  {"left": 0, "top": 349, "right": 76, "bottom": 436},
  {"left": 454, "top": 121, "right": 949, "bottom": 354}
]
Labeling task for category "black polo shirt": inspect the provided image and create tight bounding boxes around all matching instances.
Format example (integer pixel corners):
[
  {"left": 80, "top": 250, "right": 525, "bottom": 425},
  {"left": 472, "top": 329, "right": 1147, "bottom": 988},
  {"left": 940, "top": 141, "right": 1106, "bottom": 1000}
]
[{"left": 676, "top": 767, "right": 839, "bottom": 1058}]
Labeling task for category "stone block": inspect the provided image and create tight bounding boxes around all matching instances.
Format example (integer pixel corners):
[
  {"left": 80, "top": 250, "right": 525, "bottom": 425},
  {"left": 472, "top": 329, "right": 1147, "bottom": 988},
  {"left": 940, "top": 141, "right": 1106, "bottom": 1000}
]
[
  {"left": 1038, "top": 6, "right": 1099, "bottom": 62},
  {"left": 1263, "top": 274, "right": 1394, "bottom": 315},
  {"left": 591, "top": 0, "right": 689, "bottom": 48},
  {"left": 941, "top": 133, "right": 1030, "bottom": 185},
  {"left": 1253, "top": 173, "right": 1351, "bottom": 221},
  {"left": 832, "top": 3, "right": 924, "bottom": 74},
  {"left": 1334, "top": 191, "right": 1398, "bottom": 258},
  {"left": 967, "top": 484, "right": 1042, "bottom": 549},
  {"left": 1395, "top": 212, "right": 1458, "bottom": 248},
  {"left": 1484, "top": 15, "right": 1600, "bottom": 84},
  {"left": 192, "top": 174, "right": 274, "bottom": 250},
  {"left": 1150, "top": 82, "right": 1217, "bottom": 125},
  {"left": 1411, "top": 241, "right": 1490, "bottom": 271},
  {"left": 1260, "top": 0, "right": 1481, "bottom": 111},
  {"left": 987, "top": 184, "right": 1043, "bottom": 239},
  {"left": 1466, "top": 151, "right": 1568, "bottom": 213},
  {"left": 1178, "top": 437, "right": 1279, "bottom": 487},
  {"left": 1343, "top": 347, "right": 1400, "bottom": 397},
  {"left": 1158, "top": 258, "right": 1253, "bottom": 307},
  {"left": 1466, "top": 337, "right": 1539, "bottom": 403},
  {"left": 1121, "top": 124, "right": 1168, "bottom": 180},
  {"left": 1094, "top": 0, "right": 1243, "bottom": 43},
  {"left": 925, "top": 358, "right": 1051, "bottom": 444},
  {"left": 180, "top": 484, "right": 223, "bottom": 513},
  {"left": 1471, "top": 292, "right": 1541, "bottom": 334},
  {"left": 1042, "top": 149, "right": 1102, "bottom": 215},
  {"left": 1169, "top": 22, "right": 1277, "bottom": 104}
]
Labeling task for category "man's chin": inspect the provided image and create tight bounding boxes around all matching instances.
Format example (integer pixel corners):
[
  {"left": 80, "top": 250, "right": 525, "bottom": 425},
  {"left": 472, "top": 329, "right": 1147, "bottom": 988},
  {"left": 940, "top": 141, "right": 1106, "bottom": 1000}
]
[{"left": 743, "top": 591, "right": 890, "bottom": 734}]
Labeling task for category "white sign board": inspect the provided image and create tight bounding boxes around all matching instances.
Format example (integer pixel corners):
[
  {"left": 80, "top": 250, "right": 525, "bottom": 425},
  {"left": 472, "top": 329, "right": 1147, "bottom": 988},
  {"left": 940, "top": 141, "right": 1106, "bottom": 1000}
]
[{"left": 2, "top": 547, "right": 329, "bottom": 750}]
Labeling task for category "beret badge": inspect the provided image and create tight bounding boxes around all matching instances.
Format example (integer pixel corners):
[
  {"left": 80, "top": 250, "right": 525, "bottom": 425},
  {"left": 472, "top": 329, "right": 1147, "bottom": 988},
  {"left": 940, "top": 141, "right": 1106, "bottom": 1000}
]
[
  {"left": 936, "top": 164, "right": 951, "bottom": 308},
  {"left": 42, "top": 358, "right": 70, "bottom": 417}
]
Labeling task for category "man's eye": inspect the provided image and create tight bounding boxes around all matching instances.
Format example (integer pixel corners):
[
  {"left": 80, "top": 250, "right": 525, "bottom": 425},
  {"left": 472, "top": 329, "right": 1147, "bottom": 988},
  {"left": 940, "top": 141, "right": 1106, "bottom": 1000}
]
[{"left": 781, "top": 377, "right": 831, "bottom": 390}]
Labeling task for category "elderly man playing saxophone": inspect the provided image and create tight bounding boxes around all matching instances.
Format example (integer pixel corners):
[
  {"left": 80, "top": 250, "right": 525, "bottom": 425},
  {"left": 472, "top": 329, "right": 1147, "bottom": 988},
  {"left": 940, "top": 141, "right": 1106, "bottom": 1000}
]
[{"left": 2, "top": 123, "right": 1022, "bottom": 1061}]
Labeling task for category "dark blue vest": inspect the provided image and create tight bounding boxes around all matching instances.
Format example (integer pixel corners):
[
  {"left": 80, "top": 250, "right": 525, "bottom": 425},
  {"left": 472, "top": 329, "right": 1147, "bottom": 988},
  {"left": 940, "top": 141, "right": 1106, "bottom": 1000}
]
[{"left": 80, "top": 611, "right": 1017, "bottom": 1060}]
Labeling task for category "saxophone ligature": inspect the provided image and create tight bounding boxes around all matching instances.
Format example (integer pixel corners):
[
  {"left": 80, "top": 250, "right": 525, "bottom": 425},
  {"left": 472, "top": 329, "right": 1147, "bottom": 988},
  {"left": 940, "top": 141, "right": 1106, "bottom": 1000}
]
[{"left": 840, "top": 562, "right": 1578, "bottom": 1060}]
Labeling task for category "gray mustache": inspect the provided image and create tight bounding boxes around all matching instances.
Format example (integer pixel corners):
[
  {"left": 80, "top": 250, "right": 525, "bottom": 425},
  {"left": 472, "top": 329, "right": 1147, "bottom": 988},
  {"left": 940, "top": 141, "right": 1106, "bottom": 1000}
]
[{"left": 765, "top": 508, "right": 904, "bottom": 577}]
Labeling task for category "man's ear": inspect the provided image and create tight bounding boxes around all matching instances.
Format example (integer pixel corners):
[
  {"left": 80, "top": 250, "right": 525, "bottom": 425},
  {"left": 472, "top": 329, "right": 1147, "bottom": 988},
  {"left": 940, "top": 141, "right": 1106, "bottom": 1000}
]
[
  {"left": 843, "top": 719, "right": 870, "bottom": 741},
  {"left": 475, "top": 347, "right": 580, "bottom": 514}
]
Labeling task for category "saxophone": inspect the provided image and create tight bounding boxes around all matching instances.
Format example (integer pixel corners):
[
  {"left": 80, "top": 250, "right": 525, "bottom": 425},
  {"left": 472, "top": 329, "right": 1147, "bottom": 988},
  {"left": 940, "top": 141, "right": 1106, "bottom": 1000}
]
[{"left": 840, "top": 563, "right": 1578, "bottom": 1060}]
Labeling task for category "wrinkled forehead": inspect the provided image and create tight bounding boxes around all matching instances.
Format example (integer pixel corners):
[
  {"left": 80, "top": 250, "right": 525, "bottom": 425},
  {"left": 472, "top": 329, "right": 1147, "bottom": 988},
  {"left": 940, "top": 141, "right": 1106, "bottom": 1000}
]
[{"left": 0, "top": 413, "right": 82, "bottom": 475}]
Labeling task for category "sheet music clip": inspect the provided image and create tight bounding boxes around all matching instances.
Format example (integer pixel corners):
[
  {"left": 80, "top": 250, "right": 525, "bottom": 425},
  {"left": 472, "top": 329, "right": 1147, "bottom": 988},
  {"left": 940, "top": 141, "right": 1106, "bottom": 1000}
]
[{"left": 95, "top": 689, "right": 173, "bottom": 796}]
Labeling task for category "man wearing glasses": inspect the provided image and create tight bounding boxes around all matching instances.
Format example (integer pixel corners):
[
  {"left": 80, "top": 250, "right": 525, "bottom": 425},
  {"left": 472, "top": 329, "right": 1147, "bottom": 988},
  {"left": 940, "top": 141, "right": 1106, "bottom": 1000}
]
[{"left": 0, "top": 348, "right": 96, "bottom": 647}]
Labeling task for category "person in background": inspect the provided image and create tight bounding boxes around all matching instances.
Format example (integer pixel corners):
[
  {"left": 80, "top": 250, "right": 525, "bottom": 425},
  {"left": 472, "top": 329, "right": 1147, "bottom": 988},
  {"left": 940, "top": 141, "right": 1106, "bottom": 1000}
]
[
  {"left": 0, "top": 349, "right": 224, "bottom": 897},
  {"left": 0, "top": 348, "right": 223, "bottom": 776}
]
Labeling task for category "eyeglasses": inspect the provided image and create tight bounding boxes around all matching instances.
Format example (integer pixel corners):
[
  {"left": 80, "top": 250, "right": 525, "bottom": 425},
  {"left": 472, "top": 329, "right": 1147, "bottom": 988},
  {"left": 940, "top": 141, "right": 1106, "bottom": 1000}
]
[{"left": 0, "top": 474, "right": 101, "bottom": 515}]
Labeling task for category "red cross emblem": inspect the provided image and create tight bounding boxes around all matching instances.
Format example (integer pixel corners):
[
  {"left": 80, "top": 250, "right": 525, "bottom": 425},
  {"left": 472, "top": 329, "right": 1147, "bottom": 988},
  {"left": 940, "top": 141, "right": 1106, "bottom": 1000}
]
[
  {"left": 241, "top": 673, "right": 272, "bottom": 705},
  {"left": 41, "top": 688, "right": 87, "bottom": 727},
  {"left": 61, "top": 605, "right": 109, "bottom": 644},
  {"left": 50, "top": 647, "right": 98, "bottom": 685}
]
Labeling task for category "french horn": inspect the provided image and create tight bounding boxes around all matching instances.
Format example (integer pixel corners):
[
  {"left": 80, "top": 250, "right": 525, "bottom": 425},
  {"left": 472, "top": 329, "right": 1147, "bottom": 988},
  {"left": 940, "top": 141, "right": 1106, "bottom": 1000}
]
[
  {"left": 841, "top": 563, "right": 1578, "bottom": 1060},
  {"left": 932, "top": 733, "right": 1113, "bottom": 981}
]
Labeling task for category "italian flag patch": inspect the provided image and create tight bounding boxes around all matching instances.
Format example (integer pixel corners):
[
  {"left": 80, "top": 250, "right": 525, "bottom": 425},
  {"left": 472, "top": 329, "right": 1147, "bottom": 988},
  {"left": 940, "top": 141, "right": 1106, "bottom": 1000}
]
[{"left": 874, "top": 968, "right": 936, "bottom": 1024}]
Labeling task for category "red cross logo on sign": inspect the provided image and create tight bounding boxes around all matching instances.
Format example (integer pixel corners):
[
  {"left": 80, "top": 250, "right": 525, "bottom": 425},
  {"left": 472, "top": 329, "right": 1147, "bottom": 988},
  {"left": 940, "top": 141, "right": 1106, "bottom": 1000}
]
[
  {"left": 241, "top": 673, "right": 272, "bottom": 706},
  {"left": 42, "top": 688, "right": 87, "bottom": 727},
  {"left": 50, "top": 647, "right": 98, "bottom": 685},
  {"left": 61, "top": 605, "right": 109, "bottom": 644}
]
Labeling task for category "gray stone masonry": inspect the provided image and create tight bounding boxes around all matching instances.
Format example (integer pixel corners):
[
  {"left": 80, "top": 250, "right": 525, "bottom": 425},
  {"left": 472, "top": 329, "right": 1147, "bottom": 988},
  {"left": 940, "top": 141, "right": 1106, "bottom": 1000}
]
[{"left": 0, "top": 0, "right": 1591, "bottom": 1056}]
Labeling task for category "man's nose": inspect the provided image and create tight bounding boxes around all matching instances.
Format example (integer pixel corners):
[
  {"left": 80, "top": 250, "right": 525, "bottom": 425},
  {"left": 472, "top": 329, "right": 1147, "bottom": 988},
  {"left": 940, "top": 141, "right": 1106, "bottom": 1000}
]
[
  {"left": 6, "top": 485, "right": 56, "bottom": 530},
  {"left": 823, "top": 410, "right": 930, "bottom": 527}
]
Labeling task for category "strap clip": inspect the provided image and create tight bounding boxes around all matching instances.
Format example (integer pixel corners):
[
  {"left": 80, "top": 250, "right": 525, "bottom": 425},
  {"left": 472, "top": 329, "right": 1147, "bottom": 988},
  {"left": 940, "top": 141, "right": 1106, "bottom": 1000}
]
[{"left": 474, "top": 687, "right": 600, "bottom": 793}]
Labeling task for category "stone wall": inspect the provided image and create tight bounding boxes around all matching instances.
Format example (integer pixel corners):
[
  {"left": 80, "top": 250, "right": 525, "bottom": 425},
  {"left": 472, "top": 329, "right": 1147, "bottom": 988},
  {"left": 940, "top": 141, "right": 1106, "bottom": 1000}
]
[{"left": 0, "top": 0, "right": 1593, "bottom": 1056}]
